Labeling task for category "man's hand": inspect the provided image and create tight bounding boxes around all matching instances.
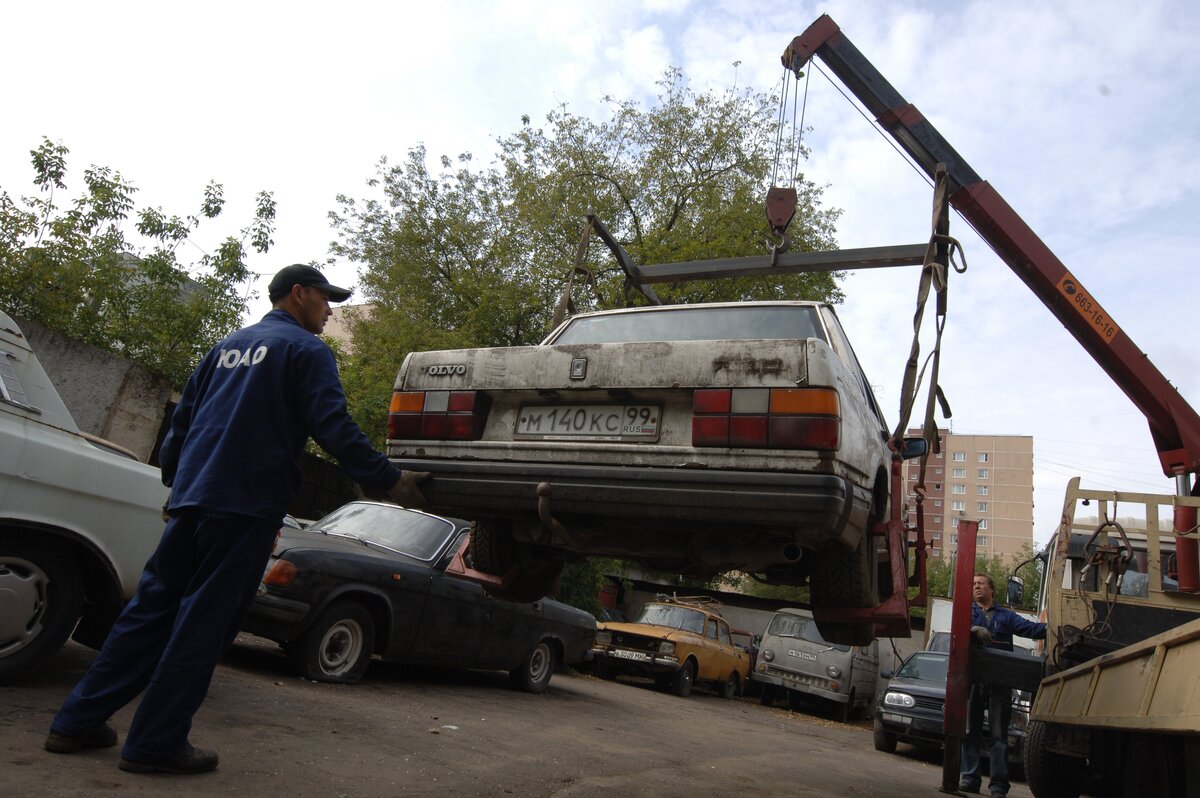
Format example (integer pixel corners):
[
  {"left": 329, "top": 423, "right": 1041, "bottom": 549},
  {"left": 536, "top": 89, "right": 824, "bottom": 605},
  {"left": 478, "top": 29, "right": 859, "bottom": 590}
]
[
  {"left": 388, "top": 470, "right": 431, "bottom": 509},
  {"left": 971, "top": 625, "right": 993, "bottom": 644}
]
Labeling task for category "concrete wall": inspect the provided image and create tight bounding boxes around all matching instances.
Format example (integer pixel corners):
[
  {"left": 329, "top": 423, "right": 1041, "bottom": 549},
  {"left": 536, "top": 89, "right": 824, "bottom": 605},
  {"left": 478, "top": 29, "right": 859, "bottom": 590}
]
[{"left": 16, "top": 317, "right": 175, "bottom": 462}]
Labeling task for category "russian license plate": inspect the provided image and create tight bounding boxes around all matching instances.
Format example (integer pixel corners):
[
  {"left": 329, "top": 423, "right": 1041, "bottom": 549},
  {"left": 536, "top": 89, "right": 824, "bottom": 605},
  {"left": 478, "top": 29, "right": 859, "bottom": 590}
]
[
  {"left": 611, "top": 649, "right": 651, "bottom": 661},
  {"left": 515, "top": 404, "right": 660, "bottom": 441}
]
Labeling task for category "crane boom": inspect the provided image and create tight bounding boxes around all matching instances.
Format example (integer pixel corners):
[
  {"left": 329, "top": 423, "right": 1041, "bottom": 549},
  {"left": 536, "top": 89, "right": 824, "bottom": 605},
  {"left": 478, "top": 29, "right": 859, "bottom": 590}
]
[{"left": 783, "top": 15, "right": 1200, "bottom": 478}]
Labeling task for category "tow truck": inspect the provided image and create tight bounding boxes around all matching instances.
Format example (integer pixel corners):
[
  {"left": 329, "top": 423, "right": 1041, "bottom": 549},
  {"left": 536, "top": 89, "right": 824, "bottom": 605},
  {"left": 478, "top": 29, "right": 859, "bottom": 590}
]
[{"left": 776, "top": 13, "right": 1200, "bottom": 797}]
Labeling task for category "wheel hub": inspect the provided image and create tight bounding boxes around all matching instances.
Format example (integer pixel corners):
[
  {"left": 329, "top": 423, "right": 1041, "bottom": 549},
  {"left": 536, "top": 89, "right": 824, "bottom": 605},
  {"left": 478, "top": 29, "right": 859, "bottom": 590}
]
[{"left": 0, "top": 557, "right": 47, "bottom": 651}]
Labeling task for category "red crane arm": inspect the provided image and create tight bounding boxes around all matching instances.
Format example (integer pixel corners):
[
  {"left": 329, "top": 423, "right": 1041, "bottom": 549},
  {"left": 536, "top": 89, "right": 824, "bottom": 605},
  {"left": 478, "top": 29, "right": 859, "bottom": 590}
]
[{"left": 783, "top": 15, "right": 1200, "bottom": 477}]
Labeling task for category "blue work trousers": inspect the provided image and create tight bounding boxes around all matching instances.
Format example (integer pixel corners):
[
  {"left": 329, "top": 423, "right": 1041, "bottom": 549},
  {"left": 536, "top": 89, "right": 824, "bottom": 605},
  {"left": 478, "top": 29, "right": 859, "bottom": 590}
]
[
  {"left": 51, "top": 510, "right": 278, "bottom": 761},
  {"left": 960, "top": 684, "right": 1013, "bottom": 796}
]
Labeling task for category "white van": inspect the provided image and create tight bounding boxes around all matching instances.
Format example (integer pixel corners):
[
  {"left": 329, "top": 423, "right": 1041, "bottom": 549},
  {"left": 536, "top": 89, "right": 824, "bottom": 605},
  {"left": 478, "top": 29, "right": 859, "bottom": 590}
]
[{"left": 750, "top": 607, "right": 879, "bottom": 721}]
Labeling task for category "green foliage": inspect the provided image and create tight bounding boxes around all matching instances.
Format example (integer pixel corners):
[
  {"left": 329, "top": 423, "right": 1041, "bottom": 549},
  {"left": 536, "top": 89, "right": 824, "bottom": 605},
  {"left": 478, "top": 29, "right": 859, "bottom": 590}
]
[
  {"left": 0, "top": 138, "right": 276, "bottom": 387},
  {"left": 555, "top": 557, "right": 626, "bottom": 619},
  {"left": 733, "top": 574, "right": 811, "bottom": 605},
  {"left": 330, "top": 68, "right": 844, "bottom": 444},
  {"left": 915, "top": 542, "right": 1044, "bottom": 613}
]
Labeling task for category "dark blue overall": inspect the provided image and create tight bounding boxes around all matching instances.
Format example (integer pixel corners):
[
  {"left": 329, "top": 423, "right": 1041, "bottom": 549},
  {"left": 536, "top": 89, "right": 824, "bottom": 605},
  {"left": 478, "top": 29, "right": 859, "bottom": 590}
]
[{"left": 51, "top": 309, "right": 399, "bottom": 762}]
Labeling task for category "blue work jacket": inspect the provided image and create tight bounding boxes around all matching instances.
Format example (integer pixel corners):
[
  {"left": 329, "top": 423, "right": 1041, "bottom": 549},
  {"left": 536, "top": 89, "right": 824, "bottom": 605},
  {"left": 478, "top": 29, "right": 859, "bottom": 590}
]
[
  {"left": 160, "top": 309, "right": 400, "bottom": 521},
  {"left": 971, "top": 603, "right": 1046, "bottom": 652}
]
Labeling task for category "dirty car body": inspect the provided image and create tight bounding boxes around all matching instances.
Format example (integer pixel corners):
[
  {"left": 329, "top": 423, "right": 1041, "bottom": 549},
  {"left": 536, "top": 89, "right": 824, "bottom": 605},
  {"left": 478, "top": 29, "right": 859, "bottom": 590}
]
[
  {"left": 387, "top": 302, "right": 894, "bottom": 641},
  {"left": 243, "top": 501, "right": 595, "bottom": 692}
]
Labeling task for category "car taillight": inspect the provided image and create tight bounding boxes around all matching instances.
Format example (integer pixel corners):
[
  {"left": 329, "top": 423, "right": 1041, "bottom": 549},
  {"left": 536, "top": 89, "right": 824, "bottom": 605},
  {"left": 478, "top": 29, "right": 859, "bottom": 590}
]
[
  {"left": 691, "top": 388, "right": 839, "bottom": 450},
  {"left": 387, "top": 390, "right": 491, "bottom": 441}
]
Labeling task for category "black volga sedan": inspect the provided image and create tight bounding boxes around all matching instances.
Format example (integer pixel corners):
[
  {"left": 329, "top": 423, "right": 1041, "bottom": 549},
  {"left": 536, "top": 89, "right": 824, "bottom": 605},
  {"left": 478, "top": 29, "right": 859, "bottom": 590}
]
[{"left": 243, "top": 501, "right": 595, "bottom": 693}]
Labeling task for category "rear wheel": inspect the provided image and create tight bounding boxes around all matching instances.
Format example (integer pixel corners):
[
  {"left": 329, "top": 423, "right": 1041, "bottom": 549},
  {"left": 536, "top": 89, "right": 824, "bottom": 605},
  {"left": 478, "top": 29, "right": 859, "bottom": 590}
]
[
  {"left": 1023, "top": 721, "right": 1082, "bottom": 798},
  {"left": 670, "top": 659, "right": 695, "bottom": 697},
  {"left": 288, "top": 600, "right": 375, "bottom": 684},
  {"left": 509, "top": 640, "right": 557, "bottom": 693},
  {"left": 719, "top": 672, "right": 740, "bottom": 699},
  {"left": 831, "top": 691, "right": 852, "bottom": 723},
  {"left": 0, "top": 539, "right": 83, "bottom": 683},
  {"left": 469, "top": 520, "right": 563, "bottom": 602},
  {"left": 810, "top": 530, "right": 879, "bottom": 646}
]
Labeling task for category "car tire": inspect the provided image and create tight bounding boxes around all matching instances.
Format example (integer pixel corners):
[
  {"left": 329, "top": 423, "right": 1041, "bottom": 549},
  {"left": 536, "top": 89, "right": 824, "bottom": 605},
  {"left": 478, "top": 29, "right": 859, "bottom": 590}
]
[
  {"left": 288, "top": 600, "right": 375, "bottom": 684},
  {"left": 1023, "top": 721, "right": 1082, "bottom": 798},
  {"left": 787, "top": 689, "right": 806, "bottom": 713},
  {"left": 670, "top": 659, "right": 695, "bottom": 697},
  {"left": 720, "top": 672, "right": 739, "bottom": 699},
  {"left": 873, "top": 718, "right": 898, "bottom": 753},
  {"left": 509, "top": 640, "right": 557, "bottom": 694},
  {"left": 470, "top": 520, "right": 563, "bottom": 602},
  {"left": 809, "top": 530, "right": 879, "bottom": 646},
  {"left": 469, "top": 518, "right": 514, "bottom": 575},
  {"left": 759, "top": 686, "right": 775, "bottom": 707},
  {"left": 0, "top": 539, "right": 83, "bottom": 683},
  {"left": 832, "top": 692, "right": 852, "bottom": 723}
]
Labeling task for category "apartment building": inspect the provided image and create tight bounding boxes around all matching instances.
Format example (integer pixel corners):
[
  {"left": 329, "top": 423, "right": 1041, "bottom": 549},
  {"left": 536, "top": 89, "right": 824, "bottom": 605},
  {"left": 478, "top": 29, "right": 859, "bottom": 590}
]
[{"left": 902, "top": 428, "right": 1034, "bottom": 564}]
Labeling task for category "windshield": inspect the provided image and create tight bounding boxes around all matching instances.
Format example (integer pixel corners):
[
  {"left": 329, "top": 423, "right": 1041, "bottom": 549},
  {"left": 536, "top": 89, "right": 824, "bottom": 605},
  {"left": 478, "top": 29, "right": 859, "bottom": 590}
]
[
  {"left": 896, "top": 652, "right": 949, "bottom": 683},
  {"left": 765, "top": 612, "right": 850, "bottom": 652},
  {"left": 634, "top": 604, "right": 706, "bottom": 634},
  {"left": 308, "top": 503, "right": 456, "bottom": 561},
  {"left": 551, "top": 305, "right": 825, "bottom": 345}
]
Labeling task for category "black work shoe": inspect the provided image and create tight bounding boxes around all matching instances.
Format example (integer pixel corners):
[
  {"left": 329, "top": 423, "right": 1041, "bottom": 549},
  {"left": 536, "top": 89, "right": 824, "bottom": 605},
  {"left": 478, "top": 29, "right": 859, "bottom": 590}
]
[
  {"left": 44, "top": 723, "right": 119, "bottom": 753},
  {"left": 119, "top": 744, "right": 218, "bottom": 775},
  {"left": 958, "top": 784, "right": 980, "bottom": 795}
]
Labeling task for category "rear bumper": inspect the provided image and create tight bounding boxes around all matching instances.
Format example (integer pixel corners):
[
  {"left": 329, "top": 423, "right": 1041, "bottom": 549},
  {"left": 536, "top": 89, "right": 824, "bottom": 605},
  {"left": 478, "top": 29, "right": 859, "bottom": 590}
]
[
  {"left": 389, "top": 457, "right": 869, "bottom": 545},
  {"left": 243, "top": 592, "right": 311, "bottom": 642}
]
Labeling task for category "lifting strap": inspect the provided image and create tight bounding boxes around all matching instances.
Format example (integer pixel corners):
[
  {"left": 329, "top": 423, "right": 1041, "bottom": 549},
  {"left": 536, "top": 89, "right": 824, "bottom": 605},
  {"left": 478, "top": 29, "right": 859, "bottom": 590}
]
[{"left": 891, "top": 164, "right": 967, "bottom": 490}]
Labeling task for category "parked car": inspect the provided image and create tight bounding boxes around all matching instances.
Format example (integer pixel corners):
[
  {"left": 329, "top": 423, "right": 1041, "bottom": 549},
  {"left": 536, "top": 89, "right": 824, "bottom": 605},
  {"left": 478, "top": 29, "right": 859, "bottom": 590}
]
[
  {"left": 873, "top": 648, "right": 1029, "bottom": 772},
  {"left": 752, "top": 607, "right": 878, "bottom": 721},
  {"left": 0, "top": 310, "right": 168, "bottom": 682},
  {"left": 387, "top": 301, "right": 924, "bottom": 642},
  {"left": 874, "top": 650, "right": 948, "bottom": 753},
  {"left": 243, "top": 501, "right": 596, "bottom": 693},
  {"left": 590, "top": 596, "right": 750, "bottom": 698}
]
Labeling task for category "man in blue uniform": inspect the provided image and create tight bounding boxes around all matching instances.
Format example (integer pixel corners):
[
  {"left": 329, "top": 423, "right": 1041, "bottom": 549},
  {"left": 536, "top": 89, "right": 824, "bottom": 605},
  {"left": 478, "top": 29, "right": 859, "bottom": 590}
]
[
  {"left": 45, "top": 264, "right": 429, "bottom": 775},
  {"left": 959, "top": 573, "right": 1046, "bottom": 797}
]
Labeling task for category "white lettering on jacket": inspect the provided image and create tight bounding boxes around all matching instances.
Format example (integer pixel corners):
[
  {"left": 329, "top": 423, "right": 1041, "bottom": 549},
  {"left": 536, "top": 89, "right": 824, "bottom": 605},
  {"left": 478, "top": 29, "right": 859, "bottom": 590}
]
[{"left": 217, "top": 346, "right": 268, "bottom": 369}]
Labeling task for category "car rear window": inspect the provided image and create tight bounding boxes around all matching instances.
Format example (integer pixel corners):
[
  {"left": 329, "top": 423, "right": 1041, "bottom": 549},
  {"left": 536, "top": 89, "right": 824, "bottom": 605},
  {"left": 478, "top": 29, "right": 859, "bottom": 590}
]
[{"left": 550, "top": 306, "right": 825, "bottom": 345}]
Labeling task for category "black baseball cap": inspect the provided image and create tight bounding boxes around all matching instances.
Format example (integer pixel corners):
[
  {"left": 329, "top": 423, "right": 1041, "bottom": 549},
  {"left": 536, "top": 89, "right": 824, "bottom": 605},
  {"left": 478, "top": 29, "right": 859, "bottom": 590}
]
[{"left": 268, "top": 264, "right": 352, "bottom": 303}]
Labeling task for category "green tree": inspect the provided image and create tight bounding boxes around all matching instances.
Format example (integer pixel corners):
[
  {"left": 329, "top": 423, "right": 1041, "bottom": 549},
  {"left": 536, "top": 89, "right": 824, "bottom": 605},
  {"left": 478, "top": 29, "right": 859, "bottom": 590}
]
[
  {"left": 0, "top": 138, "right": 276, "bottom": 386},
  {"left": 330, "top": 68, "right": 844, "bottom": 445},
  {"left": 915, "top": 543, "right": 1044, "bottom": 613}
]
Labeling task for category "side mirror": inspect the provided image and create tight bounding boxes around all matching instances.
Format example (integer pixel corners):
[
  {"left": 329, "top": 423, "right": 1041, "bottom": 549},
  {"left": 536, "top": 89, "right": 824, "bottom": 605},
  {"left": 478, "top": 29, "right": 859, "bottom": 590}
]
[
  {"left": 880, "top": 667, "right": 895, "bottom": 679},
  {"left": 1006, "top": 576, "right": 1025, "bottom": 607},
  {"left": 899, "top": 437, "right": 928, "bottom": 460}
]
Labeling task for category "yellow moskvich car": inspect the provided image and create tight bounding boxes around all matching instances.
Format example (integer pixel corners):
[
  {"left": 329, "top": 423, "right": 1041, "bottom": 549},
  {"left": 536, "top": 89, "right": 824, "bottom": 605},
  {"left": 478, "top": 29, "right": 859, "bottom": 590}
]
[{"left": 592, "top": 596, "right": 750, "bottom": 698}]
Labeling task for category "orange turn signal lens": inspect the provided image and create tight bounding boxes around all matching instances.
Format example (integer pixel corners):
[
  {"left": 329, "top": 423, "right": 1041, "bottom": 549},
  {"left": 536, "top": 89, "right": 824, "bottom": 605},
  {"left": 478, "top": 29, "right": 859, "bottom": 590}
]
[
  {"left": 390, "top": 391, "right": 425, "bottom": 413},
  {"left": 263, "top": 559, "right": 298, "bottom": 587},
  {"left": 769, "top": 388, "right": 839, "bottom": 416}
]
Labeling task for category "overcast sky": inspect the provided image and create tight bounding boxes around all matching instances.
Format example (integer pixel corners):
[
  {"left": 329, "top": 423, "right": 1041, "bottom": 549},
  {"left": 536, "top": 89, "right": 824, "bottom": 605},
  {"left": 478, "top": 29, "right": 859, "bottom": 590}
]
[{"left": 3, "top": 0, "right": 1198, "bottom": 549}]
